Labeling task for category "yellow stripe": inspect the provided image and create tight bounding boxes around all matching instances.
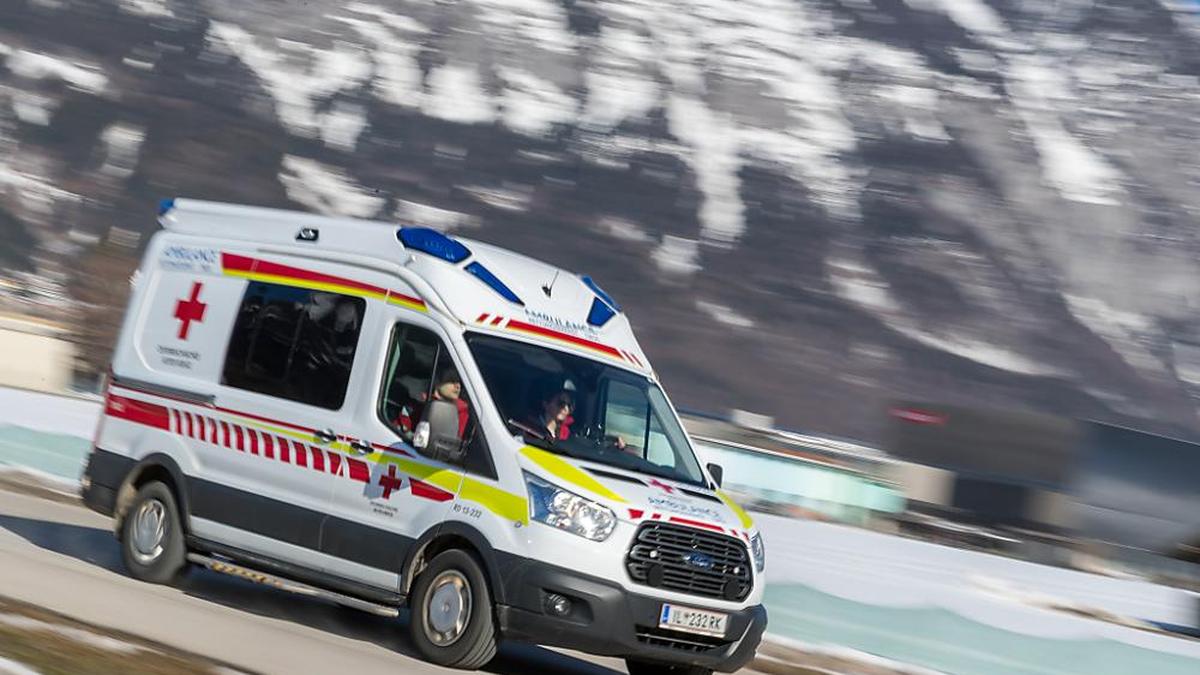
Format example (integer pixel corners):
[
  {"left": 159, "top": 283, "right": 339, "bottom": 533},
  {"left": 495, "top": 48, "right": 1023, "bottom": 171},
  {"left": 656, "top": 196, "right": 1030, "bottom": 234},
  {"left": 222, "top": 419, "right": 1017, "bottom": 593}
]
[
  {"left": 373, "top": 455, "right": 528, "bottom": 524},
  {"left": 460, "top": 478, "right": 529, "bottom": 525},
  {"left": 717, "top": 489, "right": 753, "bottom": 529},
  {"left": 519, "top": 446, "right": 627, "bottom": 503},
  {"left": 223, "top": 416, "right": 526, "bottom": 523},
  {"left": 386, "top": 295, "right": 428, "bottom": 312},
  {"left": 224, "top": 414, "right": 354, "bottom": 454},
  {"left": 225, "top": 269, "right": 390, "bottom": 302}
]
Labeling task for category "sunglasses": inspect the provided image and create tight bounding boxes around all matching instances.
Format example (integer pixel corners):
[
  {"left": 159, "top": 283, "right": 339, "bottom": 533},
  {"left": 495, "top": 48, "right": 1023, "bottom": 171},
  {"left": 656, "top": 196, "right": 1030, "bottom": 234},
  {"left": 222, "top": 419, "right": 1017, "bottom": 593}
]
[{"left": 551, "top": 397, "right": 574, "bottom": 409}]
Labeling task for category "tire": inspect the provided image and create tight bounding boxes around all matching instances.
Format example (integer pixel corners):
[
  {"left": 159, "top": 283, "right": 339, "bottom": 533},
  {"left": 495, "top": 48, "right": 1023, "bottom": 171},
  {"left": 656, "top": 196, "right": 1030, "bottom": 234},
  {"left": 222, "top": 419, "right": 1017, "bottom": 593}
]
[
  {"left": 625, "top": 660, "right": 714, "bottom": 675},
  {"left": 119, "top": 481, "right": 187, "bottom": 585},
  {"left": 408, "top": 549, "right": 497, "bottom": 669}
]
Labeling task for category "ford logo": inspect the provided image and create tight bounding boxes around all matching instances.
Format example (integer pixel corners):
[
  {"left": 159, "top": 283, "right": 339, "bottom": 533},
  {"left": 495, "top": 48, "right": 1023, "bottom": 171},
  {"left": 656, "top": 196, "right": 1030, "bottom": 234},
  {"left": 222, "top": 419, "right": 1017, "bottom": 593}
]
[{"left": 681, "top": 552, "right": 714, "bottom": 570}]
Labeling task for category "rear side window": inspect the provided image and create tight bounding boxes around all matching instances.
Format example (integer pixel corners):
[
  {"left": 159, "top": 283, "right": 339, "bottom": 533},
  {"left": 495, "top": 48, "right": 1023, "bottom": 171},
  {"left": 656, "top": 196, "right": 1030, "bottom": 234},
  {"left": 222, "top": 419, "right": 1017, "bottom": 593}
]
[{"left": 222, "top": 281, "right": 365, "bottom": 409}]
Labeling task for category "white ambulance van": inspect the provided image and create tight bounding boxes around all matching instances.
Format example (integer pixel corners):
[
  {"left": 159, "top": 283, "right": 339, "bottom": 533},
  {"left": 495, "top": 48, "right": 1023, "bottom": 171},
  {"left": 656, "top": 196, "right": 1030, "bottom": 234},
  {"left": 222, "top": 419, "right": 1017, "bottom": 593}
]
[{"left": 82, "top": 199, "right": 767, "bottom": 674}]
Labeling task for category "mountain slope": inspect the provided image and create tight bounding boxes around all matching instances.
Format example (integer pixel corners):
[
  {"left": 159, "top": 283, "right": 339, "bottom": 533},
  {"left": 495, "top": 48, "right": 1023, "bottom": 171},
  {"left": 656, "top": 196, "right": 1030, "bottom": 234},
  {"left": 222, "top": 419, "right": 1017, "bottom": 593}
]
[{"left": 2, "top": 0, "right": 1199, "bottom": 443}]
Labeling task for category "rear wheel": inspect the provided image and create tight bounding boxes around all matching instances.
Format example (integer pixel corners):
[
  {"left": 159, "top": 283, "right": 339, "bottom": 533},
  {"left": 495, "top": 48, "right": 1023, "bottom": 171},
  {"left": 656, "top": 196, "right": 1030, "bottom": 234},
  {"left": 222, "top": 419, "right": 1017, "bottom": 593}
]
[
  {"left": 625, "top": 660, "right": 714, "bottom": 675},
  {"left": 119, "top": 481, "right": 187, "bottom": 584},
  {"left": 408, "top": 549, "right": 497, "bottom": 669}
]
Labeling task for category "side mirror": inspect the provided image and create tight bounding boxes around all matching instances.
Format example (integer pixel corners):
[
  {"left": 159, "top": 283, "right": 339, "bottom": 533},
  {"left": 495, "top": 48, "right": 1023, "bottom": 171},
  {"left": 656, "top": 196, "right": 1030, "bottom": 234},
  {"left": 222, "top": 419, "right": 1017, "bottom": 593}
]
[
  {"left": 415, "top": 399, "right": 466, "bottom": 464},
  {"left": 706, "top": 462, "right": 724, "bottom": 489}
]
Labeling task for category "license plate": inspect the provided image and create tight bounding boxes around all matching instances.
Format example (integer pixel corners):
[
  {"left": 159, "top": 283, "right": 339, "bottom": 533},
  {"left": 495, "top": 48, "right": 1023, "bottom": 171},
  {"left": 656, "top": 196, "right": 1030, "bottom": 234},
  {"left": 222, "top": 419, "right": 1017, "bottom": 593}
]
[{"left": 659, "top": 603, "right": 728, "bottom": 637}]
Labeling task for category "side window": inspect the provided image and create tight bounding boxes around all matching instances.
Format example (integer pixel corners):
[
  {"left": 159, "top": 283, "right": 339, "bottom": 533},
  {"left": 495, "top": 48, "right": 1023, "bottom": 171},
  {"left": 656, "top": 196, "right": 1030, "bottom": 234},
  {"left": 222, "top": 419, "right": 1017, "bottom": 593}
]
[
  {"left": 222, "top": 281, "right": 365, "bottom": 410},
  {"left": 380, "top": 325, "right": 442, "bottom": 433},
  {"left": 379, "top": 324, "right": 495, "bottom": 478}
]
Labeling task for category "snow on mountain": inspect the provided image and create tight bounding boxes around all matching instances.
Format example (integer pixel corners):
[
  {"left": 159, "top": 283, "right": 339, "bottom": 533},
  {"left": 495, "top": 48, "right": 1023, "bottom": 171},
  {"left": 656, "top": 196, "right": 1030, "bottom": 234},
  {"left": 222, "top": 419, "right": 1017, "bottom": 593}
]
[{"left": 1, "top": 0, "right": 1199, "bottom": 443}]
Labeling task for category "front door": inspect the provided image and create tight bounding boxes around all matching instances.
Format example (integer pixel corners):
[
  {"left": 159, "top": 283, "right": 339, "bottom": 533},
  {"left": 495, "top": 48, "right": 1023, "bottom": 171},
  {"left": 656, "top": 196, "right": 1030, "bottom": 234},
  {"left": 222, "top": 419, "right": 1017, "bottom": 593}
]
[{"left": 320, "top": 311, "right": 478, "bottom": 590}]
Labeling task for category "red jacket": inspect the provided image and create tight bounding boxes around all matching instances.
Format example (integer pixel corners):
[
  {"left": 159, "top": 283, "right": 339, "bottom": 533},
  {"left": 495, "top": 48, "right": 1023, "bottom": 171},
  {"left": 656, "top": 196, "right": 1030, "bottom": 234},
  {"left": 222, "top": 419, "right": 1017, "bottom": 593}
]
[{"left": 397, "top": 397, "right": 470, "bottom": 438}]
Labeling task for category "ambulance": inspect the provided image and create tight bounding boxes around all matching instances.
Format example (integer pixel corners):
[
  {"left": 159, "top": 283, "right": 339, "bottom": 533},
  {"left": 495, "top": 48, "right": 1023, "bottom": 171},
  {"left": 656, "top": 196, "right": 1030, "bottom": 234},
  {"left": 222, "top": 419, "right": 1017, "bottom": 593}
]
[{"left": 81, "top": 199, "right": 767, "bottom": 674}]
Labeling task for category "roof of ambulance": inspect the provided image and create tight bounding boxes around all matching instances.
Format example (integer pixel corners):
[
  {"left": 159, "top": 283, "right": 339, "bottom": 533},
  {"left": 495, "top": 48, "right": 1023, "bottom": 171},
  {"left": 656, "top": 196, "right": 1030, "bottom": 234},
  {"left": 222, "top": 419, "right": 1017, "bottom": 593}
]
[{"left": 159, "top": 198, "right": 651, "bottom": 374}]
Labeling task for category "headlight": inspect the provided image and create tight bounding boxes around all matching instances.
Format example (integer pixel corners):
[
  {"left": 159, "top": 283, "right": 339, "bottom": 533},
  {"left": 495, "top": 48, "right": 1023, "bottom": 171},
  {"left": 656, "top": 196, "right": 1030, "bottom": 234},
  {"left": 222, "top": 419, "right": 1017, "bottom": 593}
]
[
  {"left": 525, "top": 472, "right": 616, "bottom": 542},
  {"left": 751, "top": 533, "right": 766, "bottom": 573}
]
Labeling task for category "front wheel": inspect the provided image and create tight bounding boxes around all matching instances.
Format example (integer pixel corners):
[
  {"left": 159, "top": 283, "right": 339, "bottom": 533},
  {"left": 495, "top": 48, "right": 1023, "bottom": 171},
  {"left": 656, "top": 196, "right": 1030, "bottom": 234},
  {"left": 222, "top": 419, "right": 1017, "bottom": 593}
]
[
  {"left": 408, "top": 549, "right": 497, "bottom": 669},
  {"left": 118, "top": 481, "right": 187, "bottom": 584},
  {"left": 625, "top": 660, "right": 714, "bottom": 675}
]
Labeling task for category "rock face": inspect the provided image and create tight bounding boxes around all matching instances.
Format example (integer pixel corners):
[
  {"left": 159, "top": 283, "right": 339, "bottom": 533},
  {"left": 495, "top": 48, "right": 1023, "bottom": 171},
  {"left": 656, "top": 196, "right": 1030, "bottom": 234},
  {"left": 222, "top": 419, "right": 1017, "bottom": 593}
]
[{"left": 1, "top": 0, "right": 1199, "bottom": 442}]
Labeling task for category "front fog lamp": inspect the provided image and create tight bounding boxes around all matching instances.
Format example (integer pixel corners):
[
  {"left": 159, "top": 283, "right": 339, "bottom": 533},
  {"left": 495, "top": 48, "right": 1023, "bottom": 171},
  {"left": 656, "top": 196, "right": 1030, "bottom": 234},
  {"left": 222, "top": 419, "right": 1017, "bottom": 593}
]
[
  {"left": 525, "top": 472, "right": 616, "bottom": 542},
  {"left": 751, "top": 533, "right": 766, "bottom": 573}
]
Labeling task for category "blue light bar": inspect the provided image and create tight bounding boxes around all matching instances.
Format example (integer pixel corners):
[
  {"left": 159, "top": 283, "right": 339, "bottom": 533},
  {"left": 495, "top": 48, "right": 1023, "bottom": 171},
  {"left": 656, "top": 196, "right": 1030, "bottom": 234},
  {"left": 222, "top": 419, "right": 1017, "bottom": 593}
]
[
  {"left": 587, "top": 297, "right": 617, "bottom": 327},
  {"left": 581, "top": 275, "right": 620, "bottom": 311},
  {"left": 465, "top": 262, "right": 524, "bottom": 306},
  {"left": 157, "top": 198, "right": 176, "bottom": 216},
  {"left": 398, "top": 227, "right": 471, "bottom": 263}
]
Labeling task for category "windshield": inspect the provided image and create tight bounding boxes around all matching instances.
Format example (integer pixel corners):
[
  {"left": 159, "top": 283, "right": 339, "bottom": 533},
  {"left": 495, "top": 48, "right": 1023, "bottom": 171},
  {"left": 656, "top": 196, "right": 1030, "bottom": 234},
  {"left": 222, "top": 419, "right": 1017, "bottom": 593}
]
[{"left": 466, "top": 333, "right": 707, "bottom": 487}]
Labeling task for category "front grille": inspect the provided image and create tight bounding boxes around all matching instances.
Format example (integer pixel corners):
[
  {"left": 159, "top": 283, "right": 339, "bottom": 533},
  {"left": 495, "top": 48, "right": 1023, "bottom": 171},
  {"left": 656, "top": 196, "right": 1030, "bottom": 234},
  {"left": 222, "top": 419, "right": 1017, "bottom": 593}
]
[
  {"left": 625, "top": 522, "right": 752, "bottom": 601},
  {"left": 635, "top": 626, "right": 731, "bottom": 653}
]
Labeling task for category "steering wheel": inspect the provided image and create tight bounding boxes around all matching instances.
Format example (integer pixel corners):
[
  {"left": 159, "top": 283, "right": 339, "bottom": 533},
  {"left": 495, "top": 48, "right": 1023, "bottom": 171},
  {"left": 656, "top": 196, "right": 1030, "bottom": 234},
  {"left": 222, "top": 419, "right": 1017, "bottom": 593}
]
[{"left": 578, "top": 423, "right": 625, "bottom": 454}]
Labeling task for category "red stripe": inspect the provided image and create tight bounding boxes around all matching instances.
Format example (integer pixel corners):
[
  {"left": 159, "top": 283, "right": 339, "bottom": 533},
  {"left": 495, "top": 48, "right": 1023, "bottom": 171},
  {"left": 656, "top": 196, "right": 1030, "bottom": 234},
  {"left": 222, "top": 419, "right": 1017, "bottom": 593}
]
[
  {"left": 110, "top": 383, "right": 214, "bottom": 410},
  {"left": 233, "top": 425, "right": 245, "bottom": 451},
  {"left": 506, "top": 320, "right": 622, "bottom": 358},
  {"left": 247, "top": 428, "right": 259, "bottom": 455},
  {"left": 215, "top": 405, "right": 313, "bottom": 436},
  {"left": 327, "top": 452, "right": 343, "bottom": 476},
  {"left": 476, "top": 313, "right": 489, "bottom": 323},
  {"left": 220, "top": 422, "right": 233, "bottom": 449},
  {"left": 668, "top": 516, "right": 726, "bottom": 533},
  {"left": 490, "top": 315, "right": 504, "bottom": 326},
  {"left": 410, "top": 479, "right": 454, "bottom": 502},
  {"left": 293, "top": 441, "right": 307, "bottom": 467},
  {"left": 262, "top": 433, "right": 274, "bottom": 459},
  {"left": 388, "top": 290, "right": 425, "bottom": 308},
  {"left": 223, "top": 253, "right": 389, "bottom": 297},
  {"left": 347, "top": 458, "right": 370, "bottom": 483},
  {"left": 309, "top": 446, "right": 325, "bottom": 472},
  {"left": 371, "top": 442, "right": 413, "bottom": 458},
  {"left": 105, "top": 394, "right": 169, "bottom": 430},
  {"left": 278, "top": 437, "right": 291, "bottom": 464},
  {"left": 628, "top": 509, "right": 644, "bottom": 520}
]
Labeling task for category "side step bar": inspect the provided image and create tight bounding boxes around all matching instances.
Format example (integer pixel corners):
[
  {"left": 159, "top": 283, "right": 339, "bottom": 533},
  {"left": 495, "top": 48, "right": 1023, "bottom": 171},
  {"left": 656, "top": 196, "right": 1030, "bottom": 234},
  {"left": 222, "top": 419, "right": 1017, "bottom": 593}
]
[{"left": 187, "top": 553, "right": 400, "bottom": 618}]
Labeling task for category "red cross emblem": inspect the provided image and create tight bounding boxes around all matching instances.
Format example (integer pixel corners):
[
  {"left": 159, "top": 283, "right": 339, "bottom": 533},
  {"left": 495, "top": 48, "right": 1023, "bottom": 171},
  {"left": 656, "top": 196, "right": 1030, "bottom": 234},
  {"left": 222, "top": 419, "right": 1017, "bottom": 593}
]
[
  {"left": 173, "top": 282, "right": 207, "bottom": 340},
  {"left": 648, "top": 479, "right": 676, "bottom": 495},
  {"left": 379, "top": 464, "right": 405, "bottom": 500}
]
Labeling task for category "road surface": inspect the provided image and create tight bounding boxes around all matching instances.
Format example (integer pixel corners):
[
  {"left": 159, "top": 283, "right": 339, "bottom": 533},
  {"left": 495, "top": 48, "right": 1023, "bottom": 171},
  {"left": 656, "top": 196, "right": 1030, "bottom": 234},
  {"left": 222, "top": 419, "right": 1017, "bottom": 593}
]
[{"left": 0, "top": 486, "right": 643, "bottom": 675}]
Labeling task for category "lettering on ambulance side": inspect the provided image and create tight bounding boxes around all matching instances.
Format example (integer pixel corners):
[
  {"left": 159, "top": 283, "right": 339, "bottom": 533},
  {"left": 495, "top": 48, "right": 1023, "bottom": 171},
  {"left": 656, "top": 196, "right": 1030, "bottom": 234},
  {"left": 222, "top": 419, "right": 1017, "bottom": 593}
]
[
  {"left": 522, "top": 309, "right": 598, "bottom": 340},
  {"left": 161, "top": 246, "right": 220, "bottom": 274}
]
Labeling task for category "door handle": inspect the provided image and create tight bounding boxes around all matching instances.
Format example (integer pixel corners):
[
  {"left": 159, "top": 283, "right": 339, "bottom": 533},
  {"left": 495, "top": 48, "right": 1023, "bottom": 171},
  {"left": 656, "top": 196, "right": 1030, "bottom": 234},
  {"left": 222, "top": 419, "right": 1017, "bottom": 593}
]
[
  {"left": 314, "top": 428, "right": 337, "bottom": 444},
  {"left": 349, "top": 439, "right": 372, "bottom": 454}
]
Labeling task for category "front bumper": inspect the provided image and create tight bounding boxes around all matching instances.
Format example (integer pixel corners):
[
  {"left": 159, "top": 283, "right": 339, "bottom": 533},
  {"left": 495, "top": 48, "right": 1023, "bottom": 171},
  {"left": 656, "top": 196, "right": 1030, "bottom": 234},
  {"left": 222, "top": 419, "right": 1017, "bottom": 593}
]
[{"left": 495, "top": 555, "right": 767, "bottom": 672}]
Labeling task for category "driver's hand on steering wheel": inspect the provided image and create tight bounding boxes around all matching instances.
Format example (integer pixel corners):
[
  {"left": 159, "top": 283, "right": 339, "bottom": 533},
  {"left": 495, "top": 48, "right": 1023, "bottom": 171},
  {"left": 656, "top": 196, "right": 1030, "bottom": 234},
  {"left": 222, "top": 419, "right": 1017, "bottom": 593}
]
[{"left": 605, "top": 435, "right": 627, "bottom": 451}]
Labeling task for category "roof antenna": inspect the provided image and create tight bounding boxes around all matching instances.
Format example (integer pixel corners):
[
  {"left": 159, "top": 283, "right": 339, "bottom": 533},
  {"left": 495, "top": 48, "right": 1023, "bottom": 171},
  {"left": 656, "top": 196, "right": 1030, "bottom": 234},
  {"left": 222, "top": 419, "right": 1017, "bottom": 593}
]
[{"left": 541, "top": 270, "right": 560, "bottom": 298}]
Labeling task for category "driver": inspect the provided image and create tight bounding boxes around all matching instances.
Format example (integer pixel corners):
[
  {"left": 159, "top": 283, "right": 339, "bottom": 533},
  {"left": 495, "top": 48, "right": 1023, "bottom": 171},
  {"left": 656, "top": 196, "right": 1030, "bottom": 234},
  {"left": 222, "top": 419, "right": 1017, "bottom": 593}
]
[{"left": 529, "top": 379, "right": 575, "bottom": 441}]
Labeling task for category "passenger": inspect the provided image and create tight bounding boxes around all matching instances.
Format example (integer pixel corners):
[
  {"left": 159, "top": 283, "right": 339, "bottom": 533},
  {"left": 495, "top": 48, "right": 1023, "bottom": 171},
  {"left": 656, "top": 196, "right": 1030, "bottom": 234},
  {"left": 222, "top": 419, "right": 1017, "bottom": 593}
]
[{"left": 418, "top": 367, "right": 470, "bottom": 439}]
